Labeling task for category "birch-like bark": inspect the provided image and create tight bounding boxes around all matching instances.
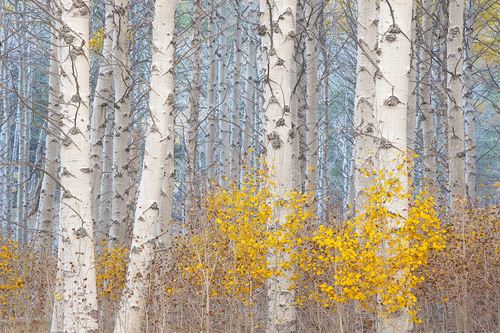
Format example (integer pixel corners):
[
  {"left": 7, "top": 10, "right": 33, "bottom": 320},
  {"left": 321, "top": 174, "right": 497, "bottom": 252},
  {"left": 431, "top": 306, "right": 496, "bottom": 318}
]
[
  {"left": 464, "top": 0, "right": 475, "bottom": 200},
  {"left": 353, "top": 0, "right": 377, "bottom": 212},
  {"left": 52, "top": 0, "right": 99, "bottom": 331},
  {"left": 113, "top": 0, "right": 175, "bottom": 330},
  {"left": 90, "top": 0, "right": 114, "bottom": 228},
  {"left": 126, "top": 127, "right": 141, "bottom": 247},
  {"left": 185, "top": 0, "right": 202, "bottom": 217},
  {"left": 375, "top": 1, "right": 413, "bottom": 332},
  {"left": 98, "top": 105, "right": 114, "bottom": 243},
  {"left": 206, "top": 0, "right": 218, "bottom": 183},
  {"left": 259, "top": 0, "right": 297, "bottom": 332},
  {"left": 243, "top": 0, "right": 257, "bottom": 178},
  {"left": 37, "top": 10, "right": 61, "bottom": 256},
  {"left": 421, "top": 0, "right": 437, "bottom": 194},
  {"left": 295, "top": 0, "right": 307, "bottom": 191},
  {"left": 447, "top": 0, "right": 466, "bottom": 208},
  {"left": 231, "top": 2, "right": 242, "bottom": 182},
  {"left": 0, "top": 0, "right": 6, "bottom": 227},
  {"left": 305, "top": 0, "right": 318, "bottom": 211},
  {"left": 219, "top": 1, "right": 230, "bottom": 187},
  {"left": 407, "top": 1, "right": 417, "bottom": 174},
  {"left": 110, "top": 0, "right": 132, "bottom": 247},
  {"left": 16, "top": 44, "right": 27, "bottom": 243}
]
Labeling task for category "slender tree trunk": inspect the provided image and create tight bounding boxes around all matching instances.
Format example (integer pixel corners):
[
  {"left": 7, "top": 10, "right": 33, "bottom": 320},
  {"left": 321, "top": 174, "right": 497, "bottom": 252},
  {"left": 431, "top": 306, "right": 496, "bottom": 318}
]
[
  {"left": 375, "top": 1, "right": 413, "bottom": 332},
  {"left": 90, "top": 0, "right": 114, "bottom": 229},
  {"left": 185, "top": 0, "right": 202, "bottom": 218},
  {"left": 464, "top": 0, "right": 476, "bottom": 200},
  {"left": 52, "top": 0, "right": 99, "bottom": 331},
  {"left": 259, "top": 0, "right": 297, "bottom": 332},
  {"left": 421, "top": 0, "right": 438, "bottom": 194},
  {"left": 305, "top": 0, "right": 319, "bottom": 212},
  {"left": 111, "top": 0, "right": 132, "bottom": 247},
  {"left": 447, "top": 0, "right": 466, "bottom": 209},
  {"left": 37, "top": 12, "right": 61, "bottom": 256},
  {"left": 98, "top": 102, "right": 114, "bottom": 245},
  {"left": 113, "top": 0, "right": 176, "bottom": 330},
  {"left": 206, "top": 0, "right": 218, "bottom": 183},
  {"left": 353, "top": 0, "right": 377, "bottom": 214},
  {"left": 295, "top": 0, "right": 307, "bottom": 192},
  {"left": 231, "top": 2, "right": 242, "bottom": 182},
  {"left": 126, "top": 127, "right": 141, "bottom": 247},
  {"left": 16, "top": 41, "right": 26, "bottom": 243},
  {"left": 219, "top": 1, "right": 230, "bottom": 187},
  {"left": 243, "top": 0, "right": 257, "bottom": 178},
  {"left": 407, "top": 1, "right": 417, "bottom": 178}
]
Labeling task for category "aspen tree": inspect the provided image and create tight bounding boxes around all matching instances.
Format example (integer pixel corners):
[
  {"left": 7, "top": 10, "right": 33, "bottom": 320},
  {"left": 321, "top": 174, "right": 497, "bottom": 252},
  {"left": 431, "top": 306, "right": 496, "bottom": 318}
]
[
  {"left": 259, "top": 0, "right": 297, "bottom": 331},
  {"left": 113, "top": 0, "right": 176, "bottom": 330},
  {"left": 206, "top": 0, "right": 218, "bottom": 183},
  {"left": 375, "top": 0, "right": 414, "bottom": 332},
  {"left": 52, "top": 0, "right": 99, "bottom": 330},
  {"left": 185, "top": 0, "right": 202, "bottom": 217},
  {"left": 110, "top": 0, "right": 132, "bottom": 247},
  {"left": 305, "top": 0, "right": 319, "bottom": 210},
  {"left": 353, "top": 0, "right": 377, "bottom": 212},
  {"left": 464, "top": 0, "right": 476, "bottom": 200},
  {"left": 219, "top": 1, "right": 230, "bottom": 187},
  {"left": 231, "top": 0, "right": 242, "bottom": 182},
  {"left": 447, "top": 0, "right": 466, "bottom": 209},
  {"left": 90, "top": 0, "right": 114, "bottom": 228},
  {"left": 37, "top": 3, "right": 61, "bottom": 255},
  {"left": 421, "top": 0, "right": 438, "bottom": 194}
]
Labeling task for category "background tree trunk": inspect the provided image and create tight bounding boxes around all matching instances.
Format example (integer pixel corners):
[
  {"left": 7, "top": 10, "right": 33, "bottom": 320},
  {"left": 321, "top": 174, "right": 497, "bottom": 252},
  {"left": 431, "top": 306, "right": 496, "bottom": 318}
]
[{"left": 113, "top": 0, "right": 176, "bottom": 330}]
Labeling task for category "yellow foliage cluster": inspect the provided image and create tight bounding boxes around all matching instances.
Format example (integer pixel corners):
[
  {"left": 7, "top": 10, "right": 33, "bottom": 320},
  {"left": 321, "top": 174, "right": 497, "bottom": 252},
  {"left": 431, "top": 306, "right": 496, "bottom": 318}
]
[
  {"left": 89, "top": 28, "right": 105, "bottom": 54},
  {"left": 178, "top": 172, "right": 311, "bottom": 305},
  {"left": 295, "top": 169, "right": 446, "bottom": 322},
  {"left": 96, "top": 244, "right": 128, "bottom": 300},
  {"left": 0, "top": 239, "right": 23, "bottom": 310}
]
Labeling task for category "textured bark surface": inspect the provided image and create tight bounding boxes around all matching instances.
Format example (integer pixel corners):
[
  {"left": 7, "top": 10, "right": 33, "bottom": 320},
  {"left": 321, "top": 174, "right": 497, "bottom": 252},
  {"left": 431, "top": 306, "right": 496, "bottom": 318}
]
[
  {"left": 206, "top": 0, "right": 218, "bottom": 183},
  {"left": 110, "top": 0, "right": 131, "bottom": 247},
  {"left": 447, "top": 0, "right": 466, "bottom": 208},
  {"left": 113, "top": 0, "right": 175, "bottom": 331},
  {"left": 219, "top": 2, "right": 230, "bottom": 188},
  {"left": 231, "top": 3, "right": 242, "bottom": 182},
  {"left": 53, "top": 0, "right": 99, "bottom": 331},
  {"left": 305, "top": 0, "right": 318, "bottom": 211},
  {"left": 421, "top": 0, "right": 438, "bottom": 194},
  {"left": 375, "top": 1, "right": 413, "bottom": 332},
  {"left": 185, "top": 0, "right": 202, "bottom": 217},
  {"left": 37, "top": 14, "right": 61, "bottom": 256},
  {"left": 464, "top": 0, "right": 476, "bottom": 200},
  {"left": 353, "top": 0, "right": 377, "bottom": 212},
  {"left": 90, "top": 0, "right": 114, "bottom": 228},
  {"left": 259, "top": 0, "right": 298, "bottom": 332}
]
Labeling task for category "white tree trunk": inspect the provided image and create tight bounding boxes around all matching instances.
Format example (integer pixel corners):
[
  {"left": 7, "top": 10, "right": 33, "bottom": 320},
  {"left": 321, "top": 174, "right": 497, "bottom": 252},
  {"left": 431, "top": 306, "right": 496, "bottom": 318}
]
[
  {"left": 231, "top": 3, "right": 242, "bottom": 182},
  {"left": 206, "top": 0, "right": 218, "bottom": 183},
  {"left": 305, "top": 0, "right": 318, "bottom": 212},
  {"left": 375, "top": 1, "right": 413, "bottom": 332},
  {"left": 259, "top": 0, "right": 297, "bottom": 332},
  {"left": 185, "top": 0, "right": 202, "bottom": 217},
  {"left": 111, "top": 0, "right": 132, "bottom": 247},
  {"left": 421, "top": 0, "right": 437, "bottom": 194},
  {"left": 37, "top": 11, "right": 61, "bottom": 256},
  {"left": 407, "top": 1, "right": 417, "bottom": 172},
  {"left": 295, "top": 0, "right": 307, "bottom": 191},
  {"left": 353, "top": 0, "right": 377, "bottom": 212},
  {"left": 113, "top": 0, "right": 176, "bottom": 330},
  {"left": 98, "top": 104, "right": 114, "bottom": 243},
  {"left": 464, "top": 0, "right": 476, "bottom": 200},
  {"left": 243, "top": 0, "right": 257, "bottom": 178},
  {"left": 447, "top": 0, "right": 466, "bottom": 208},
  {"left": 90, "top": 0, "right": 114, "bottom": 228},
  {"left": 219, "top": 1, "right": 230, "bottom": 188},
  {"left": 53, "top": 0, "right": 99, "bottom": 331}
]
